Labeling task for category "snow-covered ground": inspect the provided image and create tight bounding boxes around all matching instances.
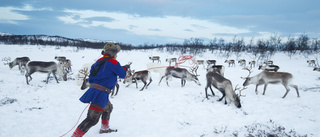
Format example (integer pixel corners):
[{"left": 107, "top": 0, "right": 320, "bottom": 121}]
[{"left": 0, "top": 44, "right": 319, "bottom": 137}]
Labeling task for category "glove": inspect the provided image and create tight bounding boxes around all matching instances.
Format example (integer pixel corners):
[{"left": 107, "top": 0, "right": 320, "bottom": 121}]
[{"left": 122, "top": 65, "right": 130, "bottom": 71}]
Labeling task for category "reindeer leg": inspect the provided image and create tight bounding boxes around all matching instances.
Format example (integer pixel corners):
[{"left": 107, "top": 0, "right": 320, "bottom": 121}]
[
  {"left": 115, "top": 83, "right": 119, "bottom": 96},
  {"left": 158, "top": 76, "right": 166, "bottom": 86},
  {"left": 134, "top": 78, "right": 139, "bottom": 89},
  {"left": 255, "top": 85, "right": 259, "bottom": 94},
  {"left": 165, "top": 76, "right": 170, "bottom": 87},
  {"left": 52, "top": 71, "right": 59, "bottom": 83},
  {"left": 140, "top": 80, "right": 147, "bottom": 91},
  {"left": 289, "top": 84, "right": 300, "bottom": 97},
  {"left": 146, "top": 77, "right": 152, "bottom": 88},
  {"left": 263, "top": 84, "right": 268, "bottom": 95},
  {"left": 282, "top": 84, "right": 290, "bottom": 98},
  {"left": 218, "top": 89, "right": 225, "bottom": 101},
  {"left": 209, "top": 86, "right": 215, "bottom": 96}
]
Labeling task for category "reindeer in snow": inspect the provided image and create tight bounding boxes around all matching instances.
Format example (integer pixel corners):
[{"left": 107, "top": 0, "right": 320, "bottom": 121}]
[
  {"left": 241, "top": 68, "right": 300, "bottom": 98},
  {"left": 25, "top": 61, "right": 67, "bottom": 85},
  {"left": 2, "top": 57, "right": 30, "bottom": 74},
  {"left": 158, "top": 66, "right": 201, "bottom": 87},
  {"left": 205, "top": 70, "right": 244, "bottom": 108},
  {"left": 166, "top": 58, "right": 177, "bottom": 66},
  {"left": 123, "top": 69, "right": 153, "bottom": 91},
  {"left": 149, "top": 56, "right": 161, "bottom": 63},
  {"left": 224, "top": 59, "right": 235, "bottom": 67}
]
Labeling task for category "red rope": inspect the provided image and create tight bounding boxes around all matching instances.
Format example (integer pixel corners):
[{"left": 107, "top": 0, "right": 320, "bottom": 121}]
[{"left": 60, "top": 104, "right": 90, "bottom": 137}]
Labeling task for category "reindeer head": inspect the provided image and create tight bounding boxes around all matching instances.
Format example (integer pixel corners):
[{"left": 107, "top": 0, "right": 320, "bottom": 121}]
[
  {"left": 241, "top": 68, "right": 253, "bottom": 87},
  {"left": 232, "top": 84, "right": 247, "bottom": 108},
  {"left": 2, "top": 57, "right": 12, "bottom": 68},
  {"left": 79, "top": 67, "right": 90, "bottom": 90}
]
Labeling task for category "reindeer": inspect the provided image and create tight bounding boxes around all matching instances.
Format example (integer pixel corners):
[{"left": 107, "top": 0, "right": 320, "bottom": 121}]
[
  {"left": 3, "top": 57, "right": 30, "bottom": 73},
  {"left": 206, "top": 60, "right": 216, "bottom": 69},
  {"left": 307, "top": 60, "right": 316, "bottom": 67},
  {"left": 238, "top": 59, "right": 246, "bottom": 67},
  {"left": 258, "top": 65, "right": 280, "bottom": 72},
  {"left": 224, "top": 59, "right": 235, "bottom": 67},
  {"left": 158, "top": 66, "right": 201, "bottom": 87},
  {"left": 205, "top": 70, "right": 242, "bottom": 108},
  {"left": 55, "top": 56, "right": 72, "bottom": 72},
  {"left": 313, "top": 67, "right": 320, "bottom": 72},
  {"left": 264, "top": 60, "right": 274, "bottom": 65},
  {"left": 54, "top": 56, "right": 66, "bottom": 62},
  {"left": 25, "top": 61, "right": 67, "bottom": 85},
  {"left": 242, "top": 68, "right": 300, "bottom": 98},
  {"left": 196, "top": 60, "right": 206, "bottom": 69},
  {"left": 124, "top": 69, "right": 152, "bottom": 91},
  {"left": 166, "top": 58, "right": 177, "bottom": 66},
  {"left": 61, "top": 59, "right": 72, "bottom": 72},
  {"left": 149, "top": 56, "right": 161, "bottom": 63},
  {"left": 207, "top": 65, "right": 225, "bottom": 76},
  {"left": 248, "top": 60, "right": 256, "bottom": 68},
  {"left": 79, "top": 67, "right": 120, "bottom": 96}
]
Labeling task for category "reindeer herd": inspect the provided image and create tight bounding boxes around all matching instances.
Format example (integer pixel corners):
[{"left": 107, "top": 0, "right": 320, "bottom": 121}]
[
  {"left": 2, "top": 56, "right": 72, "bottom": 85},
  {"left": 3, "top": 54, "right": 319, "bottom": 108}
]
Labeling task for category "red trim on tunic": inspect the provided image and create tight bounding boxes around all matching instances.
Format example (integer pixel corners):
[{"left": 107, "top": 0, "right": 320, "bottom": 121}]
[{"left": 89, "top": 106, "right": 103, "bottom": 112}]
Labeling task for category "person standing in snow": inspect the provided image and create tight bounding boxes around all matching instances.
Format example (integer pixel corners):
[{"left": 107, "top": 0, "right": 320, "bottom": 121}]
[{"left": 72, "top": 43, "right": 129, "bottom": 137}]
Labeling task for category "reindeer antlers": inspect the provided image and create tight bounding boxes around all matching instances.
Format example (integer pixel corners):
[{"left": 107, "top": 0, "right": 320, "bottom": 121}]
[
  {"left": 190, "top": 65, "right": 199, "bottom": 76},
  {"left": 241, "top": 67, "right": 252, "bottom": 78},
  {"left": 234, "top": 84, "right": 247, "bottom": 97},
  {"left": 79, "top": 67, "right": 89, "bottom": 77},
  {"left": 2, "top": 57, "right": 11, "bottom": 65}
]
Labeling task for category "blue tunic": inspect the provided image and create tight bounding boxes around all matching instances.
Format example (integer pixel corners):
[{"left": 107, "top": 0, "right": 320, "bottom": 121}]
[{"left": 79, "top": 55, "right": 127, "bottom": 108}]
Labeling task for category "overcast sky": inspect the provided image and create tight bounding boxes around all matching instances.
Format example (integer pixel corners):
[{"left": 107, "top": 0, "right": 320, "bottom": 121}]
[{"left": 1, "top": 0, "right": 319, "bottom": 45}]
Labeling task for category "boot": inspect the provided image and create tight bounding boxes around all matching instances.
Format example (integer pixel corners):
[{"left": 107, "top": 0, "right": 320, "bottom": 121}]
[
  {"left": 99, "top": 119, "right": 117, "bottom": 133},
  {"left": 71, "top": 127, "right": 86, "bottom": 137}
]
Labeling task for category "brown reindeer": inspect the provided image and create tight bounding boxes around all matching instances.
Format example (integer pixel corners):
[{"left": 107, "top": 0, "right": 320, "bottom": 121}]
[
  {"left": 25, "top": 61, "right": 67, "bottom": 84},
  {"left": 205, "top": 70, "right": 242, "bottom": 108},
  {"left": 159, "top": 66, "right": 201, "bottom": 87},
  {"left": 124, "top": 69, "right": 152, "bottom": 91},
  {"left": 242, "top": 68, "right": 299, "bottom": 98},
  {"left": 3, "top": 57, "right": 30, "bottom": 73}
]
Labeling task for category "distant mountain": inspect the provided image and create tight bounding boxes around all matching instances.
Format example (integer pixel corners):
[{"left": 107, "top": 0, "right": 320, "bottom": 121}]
[{"left": 0, "top": 33, "right": 133, "bottom": 50}]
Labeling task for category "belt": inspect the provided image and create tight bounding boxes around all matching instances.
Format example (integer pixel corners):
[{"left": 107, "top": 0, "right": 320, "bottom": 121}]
[{"left": 90, "top": 83, "right": 112, "bottom": 94}]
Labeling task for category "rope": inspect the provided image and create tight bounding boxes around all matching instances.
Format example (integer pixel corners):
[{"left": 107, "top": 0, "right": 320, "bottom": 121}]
[
  {"left": 60, "top": 103, "right": 90, "bottom": 137},
  {"left": 124, "top": 55, "right": 196, "bottom": 79}
]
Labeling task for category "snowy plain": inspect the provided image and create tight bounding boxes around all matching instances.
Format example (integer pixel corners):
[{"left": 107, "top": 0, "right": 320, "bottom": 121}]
[{"left": 0, "top": 44, "right": 319, "bottom": 137}]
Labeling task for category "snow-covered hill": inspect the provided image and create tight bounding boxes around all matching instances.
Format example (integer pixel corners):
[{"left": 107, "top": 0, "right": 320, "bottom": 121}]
[{"left": 0, "top": 44, "right": 319, "bottom": 137}]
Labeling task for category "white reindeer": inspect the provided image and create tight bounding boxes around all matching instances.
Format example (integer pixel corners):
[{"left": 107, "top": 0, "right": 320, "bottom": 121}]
[
  {"left": 248, "top": 60, "right": 256, "bottom": 68},
  {"left": 205, "top": 71, "right": 242, "bottom": 108},
  {"left": 158, "top": 66, "right": 201, "bottom": 87},
  {"left": 124, "top": 69, "right": 152, "bottom": 91},
  {"left": 149, "top": 56, "right": 161, "bottom": 63},
  {"left": 242, "top": 68, "right": 300, "bottom": 98},
  {"left": 25, "top": 61, "right": 67, "bottom": 85},
  {"left": 258, "top": 64, "right": 280, "bottom": 72},
  {"left": 307, "top": 60, "right": 316, "bottom": 67},
  {"left": 166, "top": 58, "right": 177, "bottom": 66},
  {"left": 238, "top": 59, "right": 246, "bottom": 67},
  {"left": 224, "top": 59, "right": 235, "bottom": 67}
]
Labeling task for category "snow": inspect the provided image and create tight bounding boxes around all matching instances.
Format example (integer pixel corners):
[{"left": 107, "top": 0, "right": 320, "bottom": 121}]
[{"left": 0, "top": 44, "right": 319, "bottom": 137}]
